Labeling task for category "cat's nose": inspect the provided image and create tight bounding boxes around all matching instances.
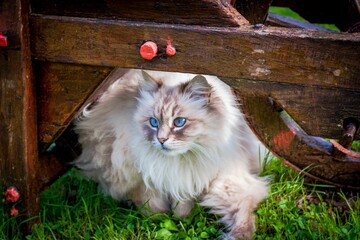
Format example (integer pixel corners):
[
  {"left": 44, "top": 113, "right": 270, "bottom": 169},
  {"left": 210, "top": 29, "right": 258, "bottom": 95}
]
[{"left": 158, "top": 138, "right": 168, "bottom": 144}]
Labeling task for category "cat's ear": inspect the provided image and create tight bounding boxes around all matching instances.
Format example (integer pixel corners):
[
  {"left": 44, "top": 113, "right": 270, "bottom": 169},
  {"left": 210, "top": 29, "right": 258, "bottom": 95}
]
[
  {"left": 141, "top": 70, "right": 162, "bottom": 91},
  {"left": 181, "top": 75, "right": 212, "bottom": 103}
]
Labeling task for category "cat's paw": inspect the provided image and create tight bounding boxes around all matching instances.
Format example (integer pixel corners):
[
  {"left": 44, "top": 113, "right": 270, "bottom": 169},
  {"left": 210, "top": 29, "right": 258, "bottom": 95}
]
[
  {"left": 218, "top": 210, "right": 255, "bottom": 240},
  {"left": 172, "top": 199, "right": 194, "bottom": 218},
  {"left": 228, "top": 216, "right": 255, "bottom": 240}
]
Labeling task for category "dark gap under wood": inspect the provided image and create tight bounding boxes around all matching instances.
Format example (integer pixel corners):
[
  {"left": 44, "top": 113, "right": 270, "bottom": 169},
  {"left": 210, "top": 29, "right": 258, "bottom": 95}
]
[
  {"left": 266, "top": 12, "right": 336, "bottom": 32},
  {"left": 234, "top": 0, "right": 273, "bottom": 24},
  {"left": 271, "top": 0, "right": 360, "bottom": 31}
]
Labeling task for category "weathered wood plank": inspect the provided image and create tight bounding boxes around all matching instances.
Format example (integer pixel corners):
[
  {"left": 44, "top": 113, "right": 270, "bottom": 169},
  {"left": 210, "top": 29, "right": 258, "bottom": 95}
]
[
  {"left": 0, "top": 0, "right": 40, "bottom": 230},
  {"left": 30, "top": 0, "right": 248, "bottom": 27},
  {"left": 36, "top": 62, "right": 113, "bottom": 146},
  {"left": 30, "top": 14, "right": 360, "bottom": 91},
  {"left": 223, "top": 78, "right": 360, "bottom": 139}
]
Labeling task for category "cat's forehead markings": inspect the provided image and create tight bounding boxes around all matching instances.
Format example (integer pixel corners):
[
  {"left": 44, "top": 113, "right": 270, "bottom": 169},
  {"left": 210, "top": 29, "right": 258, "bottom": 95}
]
[
  {"left": 154, "top": 102, "right": 172, "bottom": 122},
  {"left": 163, "top": 95, "right": 173, "bottom": 104},
  {"left": 171, "top": 105, "right": 177, "bottom": 118},
  {"left": 161, "top": 96, "right": 176, "bottom": 112}
]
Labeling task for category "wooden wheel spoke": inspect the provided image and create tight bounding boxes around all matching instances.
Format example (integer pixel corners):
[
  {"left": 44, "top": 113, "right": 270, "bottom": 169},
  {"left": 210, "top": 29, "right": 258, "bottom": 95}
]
[{"left": 231, "top": 89, "right": 360, "bottom": 189}]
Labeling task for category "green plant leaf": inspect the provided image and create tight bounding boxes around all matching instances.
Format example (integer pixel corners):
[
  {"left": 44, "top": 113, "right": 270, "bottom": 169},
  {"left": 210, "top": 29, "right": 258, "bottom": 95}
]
[
  {"left": 200, "top": 231, "right": 209, "bottom": 238},
  {"left": 161, "top": 219, "right": 179, "bottom": 232},
  {"left": 156, "top": 228, "right": 172, "bottom": 239}
]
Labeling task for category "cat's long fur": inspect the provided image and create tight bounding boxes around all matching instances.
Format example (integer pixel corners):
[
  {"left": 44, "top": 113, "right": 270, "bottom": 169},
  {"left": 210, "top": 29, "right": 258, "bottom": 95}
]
[{"left": 75, "top": 69, "right": 268, "bottom": 239}]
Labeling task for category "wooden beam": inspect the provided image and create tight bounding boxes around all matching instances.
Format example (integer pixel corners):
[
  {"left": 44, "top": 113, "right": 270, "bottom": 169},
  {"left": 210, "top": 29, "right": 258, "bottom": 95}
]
[
  {"left": 0, "top": 0, "right": 40, "bottom": 230},
  {"left": 30, "top": 14, "right": 360, "bottom": 91},
  {"left": 30, "top": 0, "right": 248, "bottom": 27}
]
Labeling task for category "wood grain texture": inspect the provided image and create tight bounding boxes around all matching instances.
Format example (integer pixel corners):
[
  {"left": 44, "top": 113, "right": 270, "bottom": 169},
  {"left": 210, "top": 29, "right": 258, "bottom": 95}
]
[
  {"left": 0, "top": 0, "right": 40, "bottom": 230},
  {"left": 30, "top": 0, "right": 248, "bottom": 27},
  {"left": 30, "top": 14, "right": 360, "bottom": 91},
  {"left": 36, "top": 62, "right": 113, "bottom": 146},
  {"left": 222, "top": 78, "right": 360, "bottom": 139}
]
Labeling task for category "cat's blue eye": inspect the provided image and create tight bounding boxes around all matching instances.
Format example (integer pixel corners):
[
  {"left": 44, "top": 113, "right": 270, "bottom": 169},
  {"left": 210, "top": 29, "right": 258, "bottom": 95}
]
[
  {"left": 174, "top": 117, "right": 186, "bottom": 127},
  {"left": 149, "top": 117, "right": 159, "bottom": 128}
]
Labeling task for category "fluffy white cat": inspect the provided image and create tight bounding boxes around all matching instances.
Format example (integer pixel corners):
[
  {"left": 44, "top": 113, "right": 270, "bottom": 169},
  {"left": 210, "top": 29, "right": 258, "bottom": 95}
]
[{"left": 74, "top": 69, "right": 268, "bottom": 239}]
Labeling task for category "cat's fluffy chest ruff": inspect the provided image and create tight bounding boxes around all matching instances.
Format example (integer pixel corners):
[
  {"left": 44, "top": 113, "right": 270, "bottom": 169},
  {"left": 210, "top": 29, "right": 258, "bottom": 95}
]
[{"left": 75, "top": 69, "right": 268, "bottom": 239}]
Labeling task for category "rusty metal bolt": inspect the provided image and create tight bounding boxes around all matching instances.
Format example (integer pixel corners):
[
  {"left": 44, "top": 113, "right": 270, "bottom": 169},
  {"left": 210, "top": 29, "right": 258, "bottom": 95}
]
[
  {"left": 0, "top": 33, "right": 8, "bottom": 47},
  {"left": 252, "top": 24, "right": 264, "bottom": 30},
  {"left": 5, "top": 187, "right": 20, "bottom": 203},
  {"left": 166, "top": 40, "right": 176, "bottom": 57},
  {"left": 140, "top": 41, "right": 158, "bottom": 60}
]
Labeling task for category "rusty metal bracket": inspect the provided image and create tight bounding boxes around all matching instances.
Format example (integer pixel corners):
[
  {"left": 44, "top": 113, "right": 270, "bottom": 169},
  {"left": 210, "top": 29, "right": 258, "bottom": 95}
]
[{"left": 331, "top": 119, "right": 359, "bottom": 161}]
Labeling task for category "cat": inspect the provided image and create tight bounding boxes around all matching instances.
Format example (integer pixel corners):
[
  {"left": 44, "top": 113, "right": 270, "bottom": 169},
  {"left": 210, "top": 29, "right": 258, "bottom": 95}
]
[{"left": 74, "top": 69, "right": 268, "bottom": 239}]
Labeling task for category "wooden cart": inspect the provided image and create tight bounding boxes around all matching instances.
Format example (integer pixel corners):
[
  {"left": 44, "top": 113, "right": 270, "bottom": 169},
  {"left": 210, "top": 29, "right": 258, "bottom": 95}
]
[{"left": 1, "top": 0, "right": 359, "bottom": 231}]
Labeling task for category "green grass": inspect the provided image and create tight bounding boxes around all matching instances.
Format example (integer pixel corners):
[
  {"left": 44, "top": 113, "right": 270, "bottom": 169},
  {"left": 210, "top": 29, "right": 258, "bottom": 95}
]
[
  {"left": 269, "top": 7, "right": 306, "bottom": 22},
  {"left": 1, "top": 155, "right": 359, "bottom": 240},
  {"left": 256, "top": 157, "right": 360, "bottom": 240}
]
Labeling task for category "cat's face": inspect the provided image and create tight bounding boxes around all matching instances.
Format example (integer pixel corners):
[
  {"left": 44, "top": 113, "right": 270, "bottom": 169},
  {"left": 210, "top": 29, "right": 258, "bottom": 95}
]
[{"left": 135, "top": 72, "right": 217, "bottom": 156}]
